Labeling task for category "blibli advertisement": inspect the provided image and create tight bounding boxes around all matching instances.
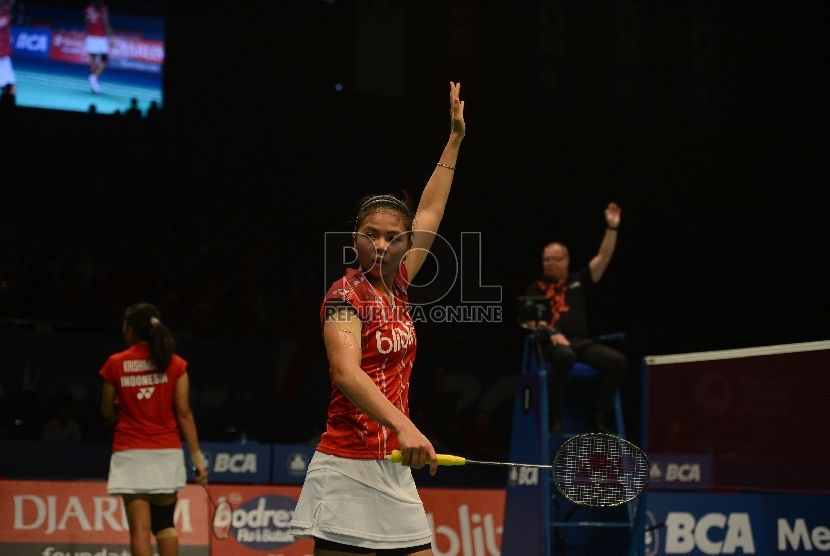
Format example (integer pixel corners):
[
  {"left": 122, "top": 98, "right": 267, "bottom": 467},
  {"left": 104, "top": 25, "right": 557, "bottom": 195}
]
[
  {"left": 643, "top": 493, "right": 830, "bottom": 555},
  {"left": 0, "top": 481, "right": 209, "bottom": 556}
]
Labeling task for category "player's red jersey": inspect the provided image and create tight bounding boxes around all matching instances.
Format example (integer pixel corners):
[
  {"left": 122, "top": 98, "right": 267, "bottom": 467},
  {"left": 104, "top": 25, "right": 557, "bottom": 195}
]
[
  {"left": 317, "top": 265, "right": 417, "bottom": 459},
  {"left": 0, "top": 1, "right": 12, "bottom": 58},
  {"left": 85, "top": 3, "right": 108, "bottom": 37},
  {"left": 99, "top": 344, "right": 187, "bottom": 452}
]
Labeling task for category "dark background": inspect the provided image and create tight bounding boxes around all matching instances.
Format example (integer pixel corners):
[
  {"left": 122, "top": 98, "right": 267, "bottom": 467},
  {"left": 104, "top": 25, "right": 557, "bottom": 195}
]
[{"left": 1, "top": 0, "right": 829, "bottom": 452}]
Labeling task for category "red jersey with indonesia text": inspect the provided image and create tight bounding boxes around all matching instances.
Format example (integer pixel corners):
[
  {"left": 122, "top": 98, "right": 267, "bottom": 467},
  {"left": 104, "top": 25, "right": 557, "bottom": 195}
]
[
  {"left": 99, "top": 344, "right": 187, "bottom": 452},
  {"left": 85, "top": 3, "right": 108, "bottom": 37},
  {"left": 317, "top": 265, "right": 417, "bottom": 459},
  {"left": 0, "top": 1, "right": 12, "bottom": 58}
]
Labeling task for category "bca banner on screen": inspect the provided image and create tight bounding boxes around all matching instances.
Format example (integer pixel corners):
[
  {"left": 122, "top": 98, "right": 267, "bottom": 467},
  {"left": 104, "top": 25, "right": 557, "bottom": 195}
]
[
  {"left": 0, "top": 480, "right": 209, "bottom": 556},
  {"left": 209, "top": 485, "right": 505, "bottom": 556}
]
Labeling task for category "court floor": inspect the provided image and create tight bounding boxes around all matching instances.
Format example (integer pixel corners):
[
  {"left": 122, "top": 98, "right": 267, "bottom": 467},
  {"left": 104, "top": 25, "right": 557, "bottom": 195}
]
[{"left": 13, "top": 67, "right": 162, "bottom": 115}]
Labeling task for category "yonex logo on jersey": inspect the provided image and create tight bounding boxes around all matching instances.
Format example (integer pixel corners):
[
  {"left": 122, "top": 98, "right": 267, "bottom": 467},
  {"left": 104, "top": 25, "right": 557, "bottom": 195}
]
[
  {"left": 375, "top": 324, "right": 415, "bottom": 354},
  {"left": 137, "top": 387, "right": 155, "bottom": 399}
]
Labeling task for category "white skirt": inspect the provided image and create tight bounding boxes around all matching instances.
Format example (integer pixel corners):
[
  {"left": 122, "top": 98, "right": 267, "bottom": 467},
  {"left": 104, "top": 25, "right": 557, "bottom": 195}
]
[
  {"left": 85, "top": 35, "right": 110, "bottom": 55},
  {"left": 289, "top": 452, "right": 432, "bottom": 550},
  {"left": 107, "top": 449, "right": 187, "bottom": 494},
  {"left": 0, "top": 57, "right": 15, "bottom": 87}
]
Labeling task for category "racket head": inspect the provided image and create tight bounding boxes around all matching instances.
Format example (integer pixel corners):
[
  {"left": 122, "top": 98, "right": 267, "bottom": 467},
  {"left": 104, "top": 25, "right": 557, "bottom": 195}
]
[
  {"left": 552, "top": 432, "right": 649, "bottom": 507},
  {"left": 211, "top": 498, "right": 233, "bottom": 539}
]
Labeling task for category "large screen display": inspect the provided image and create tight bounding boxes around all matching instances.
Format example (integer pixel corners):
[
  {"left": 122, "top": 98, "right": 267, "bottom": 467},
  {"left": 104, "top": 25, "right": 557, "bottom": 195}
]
[{"left": 2, "top": 0, "right": 164, "bottom": 114}]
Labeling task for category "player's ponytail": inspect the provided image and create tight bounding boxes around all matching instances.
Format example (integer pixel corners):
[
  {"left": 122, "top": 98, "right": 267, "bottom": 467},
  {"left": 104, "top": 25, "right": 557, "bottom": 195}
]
[{"left": 124, "top": 302, "right": 176, "bottom": 372}]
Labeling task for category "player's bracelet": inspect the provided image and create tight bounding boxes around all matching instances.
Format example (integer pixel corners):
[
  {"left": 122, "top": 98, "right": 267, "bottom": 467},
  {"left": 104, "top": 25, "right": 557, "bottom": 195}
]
[
  {"left": 607, "top": 226, "right": 619, "bottom": 231},
  {"left": 437, "top": 162, "right": 456, "bottom": 171},
  {"left": 191, "top": 450, "right": 205, "bottom": 468}
]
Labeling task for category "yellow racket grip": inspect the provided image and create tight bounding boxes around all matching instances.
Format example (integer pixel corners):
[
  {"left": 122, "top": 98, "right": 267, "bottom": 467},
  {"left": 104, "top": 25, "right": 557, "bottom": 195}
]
[{"left": 388, "top": 450, "right": 467, "bottom": 466}]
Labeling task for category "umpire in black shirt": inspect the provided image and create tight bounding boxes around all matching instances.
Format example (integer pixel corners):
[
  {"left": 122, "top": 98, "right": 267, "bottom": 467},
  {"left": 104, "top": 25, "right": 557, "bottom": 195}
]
[{"left": 525, "top": 203, "right": 627, "bottom": 436}]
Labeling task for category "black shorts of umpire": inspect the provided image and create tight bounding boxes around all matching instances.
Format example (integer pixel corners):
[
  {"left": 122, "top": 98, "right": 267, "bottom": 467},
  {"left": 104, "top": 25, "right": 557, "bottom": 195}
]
[
  {"left": 151, "top": 499, "right": 177, "bottom": 539},
  {"left": 315, "top": 538, "right": 432, "bottom": 555}
]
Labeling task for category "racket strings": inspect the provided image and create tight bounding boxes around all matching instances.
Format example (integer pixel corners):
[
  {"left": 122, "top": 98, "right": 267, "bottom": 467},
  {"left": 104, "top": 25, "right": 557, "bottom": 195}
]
[
  {"left": 203, "top": 486, "right": 233, "bottom": 540},
  {"left": 554, "top": 435, "right": 649, "bottom": 507}
]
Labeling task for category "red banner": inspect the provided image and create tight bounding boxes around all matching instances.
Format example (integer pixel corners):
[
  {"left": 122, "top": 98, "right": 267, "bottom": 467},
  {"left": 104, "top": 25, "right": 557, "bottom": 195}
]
[
  {"left": 0, "top": 480, "right": 504, "bottom": 556},
  {"left": 0, "top": 480, "right": 208, "bottom": 555},
  {"left": 208, "top": 485, "right": 505, "bottom": 556},
  {"left": 50, "top": 30, "right": 164, "bottom": 67}
]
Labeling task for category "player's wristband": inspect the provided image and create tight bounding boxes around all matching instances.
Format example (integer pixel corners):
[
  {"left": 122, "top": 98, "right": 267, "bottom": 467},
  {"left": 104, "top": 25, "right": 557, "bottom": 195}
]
[
  {"left": 607, "top": 226, "right": 619, "bottom": 231},
  {"left": 191, "top": 450, "right": 205, "bottom": 468}
]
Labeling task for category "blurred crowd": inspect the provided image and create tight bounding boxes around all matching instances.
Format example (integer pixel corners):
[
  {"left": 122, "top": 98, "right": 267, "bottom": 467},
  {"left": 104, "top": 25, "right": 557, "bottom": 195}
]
[{"left": 0, "top": 101, "right": 521, "bottom": 461}]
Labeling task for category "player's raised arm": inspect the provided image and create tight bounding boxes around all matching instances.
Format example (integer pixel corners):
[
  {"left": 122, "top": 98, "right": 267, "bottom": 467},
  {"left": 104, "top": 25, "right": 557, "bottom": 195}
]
[{"left": 404, "top": 82, "right": 466, "bottom": 281}]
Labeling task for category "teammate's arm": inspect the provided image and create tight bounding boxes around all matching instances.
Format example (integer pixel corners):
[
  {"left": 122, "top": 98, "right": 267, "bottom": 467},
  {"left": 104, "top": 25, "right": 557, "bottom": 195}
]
[
  {"left": 100, "top": 382, "right": 117, "bottom": 424},
  {"left": 324, "top": 307, "right": 437, "bottom": 474},
  {"left": 103, "top": 8, "right": 114, "bottom": 40},
  {"left": 174, "top": 372, "right": 207, "bottom": 485},
  {"left": 405, "top": 82, "right": 465, "bottom": 281}
]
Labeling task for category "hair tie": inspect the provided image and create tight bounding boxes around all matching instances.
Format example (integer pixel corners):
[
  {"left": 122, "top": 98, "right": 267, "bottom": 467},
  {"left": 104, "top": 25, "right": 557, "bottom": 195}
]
[{"left": 150, "top": 317, "right": 160, "bottom": 327}]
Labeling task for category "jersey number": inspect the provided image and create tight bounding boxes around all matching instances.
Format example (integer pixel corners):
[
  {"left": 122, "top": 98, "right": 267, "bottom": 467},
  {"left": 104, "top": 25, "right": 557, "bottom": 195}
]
[{"left": 137, "top": 387, "right": 155, "bottom": 400}]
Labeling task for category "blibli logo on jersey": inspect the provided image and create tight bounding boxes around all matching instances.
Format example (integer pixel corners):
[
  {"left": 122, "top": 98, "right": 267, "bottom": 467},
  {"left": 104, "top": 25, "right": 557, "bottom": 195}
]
[
  {"left": 213, "top": 453, "right": 257, "bottom": 474},
  {"left": 375, "top": 323, "right": 415, "bottom": 354}
]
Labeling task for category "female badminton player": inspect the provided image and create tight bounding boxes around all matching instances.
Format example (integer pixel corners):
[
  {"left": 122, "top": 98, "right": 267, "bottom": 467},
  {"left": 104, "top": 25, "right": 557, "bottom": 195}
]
[
  {"left": 289, "top": 82, "right": 466, "bottom": 556},
  {"left": 99, "top": 303, "right": 208, "bottom": 556}
]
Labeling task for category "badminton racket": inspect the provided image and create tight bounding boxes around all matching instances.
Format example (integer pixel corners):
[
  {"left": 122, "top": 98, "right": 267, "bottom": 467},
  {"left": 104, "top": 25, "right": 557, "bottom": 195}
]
[
  {"left": 198, "top": 483, "right": 233, "bottom": 540},
  {"left": 388, "top": 432, "right": 648, "bottom": 507}
]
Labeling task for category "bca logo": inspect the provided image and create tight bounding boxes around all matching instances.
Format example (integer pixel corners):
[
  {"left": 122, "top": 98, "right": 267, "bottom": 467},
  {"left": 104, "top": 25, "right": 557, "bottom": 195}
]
[
  {"left": 213, "top": 453, "right": 257, "bottom": 473},
  {"left": 508, "top": 467, "right": 539, "bottom": 486},
  {"left": 665, "top": 464, "right": 701, "bottom": 482},
  {"left": 665, "top": 512, "right": 755, "bottom": 554},
  {"left": 650, "top": 463, "right": 663, "bottom": 480},
  {"left": 287, "top": 453, "right": 309, "bottom": 477},
  {"left": 652, "top": 463, "right": 702, "bottom": 482},
  {"left": 16, "top": 33, "right": 48, "bottom": 52}
]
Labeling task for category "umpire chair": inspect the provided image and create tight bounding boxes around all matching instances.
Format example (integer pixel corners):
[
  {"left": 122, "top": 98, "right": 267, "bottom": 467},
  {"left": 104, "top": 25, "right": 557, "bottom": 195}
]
[{"left": 500, "top": 297, "right": 635, "bottom": 556}]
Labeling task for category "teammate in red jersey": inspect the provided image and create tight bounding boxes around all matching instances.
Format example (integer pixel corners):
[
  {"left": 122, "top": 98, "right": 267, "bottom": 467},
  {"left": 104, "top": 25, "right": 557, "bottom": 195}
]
[
  {"left": 290, "top": 82, "right": 466, "bottom": 556},
  {"left": 84, "top": 0, "right": 113, "bottom": 94},
  {"left": 100, "top": 303, "right": 207, "bottom": 556},
  {"left": 0, "top": 0, "right": 16, "bottom": 102}
]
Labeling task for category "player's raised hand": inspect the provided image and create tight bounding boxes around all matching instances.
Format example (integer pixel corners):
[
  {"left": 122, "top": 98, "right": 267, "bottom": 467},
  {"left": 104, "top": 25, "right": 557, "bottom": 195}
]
[
  {"left": 605, "top": 202, "right": 621, "bottom": 229},
  {"left": 450, "top": 82, "right": 465, "bottom": 139}
]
